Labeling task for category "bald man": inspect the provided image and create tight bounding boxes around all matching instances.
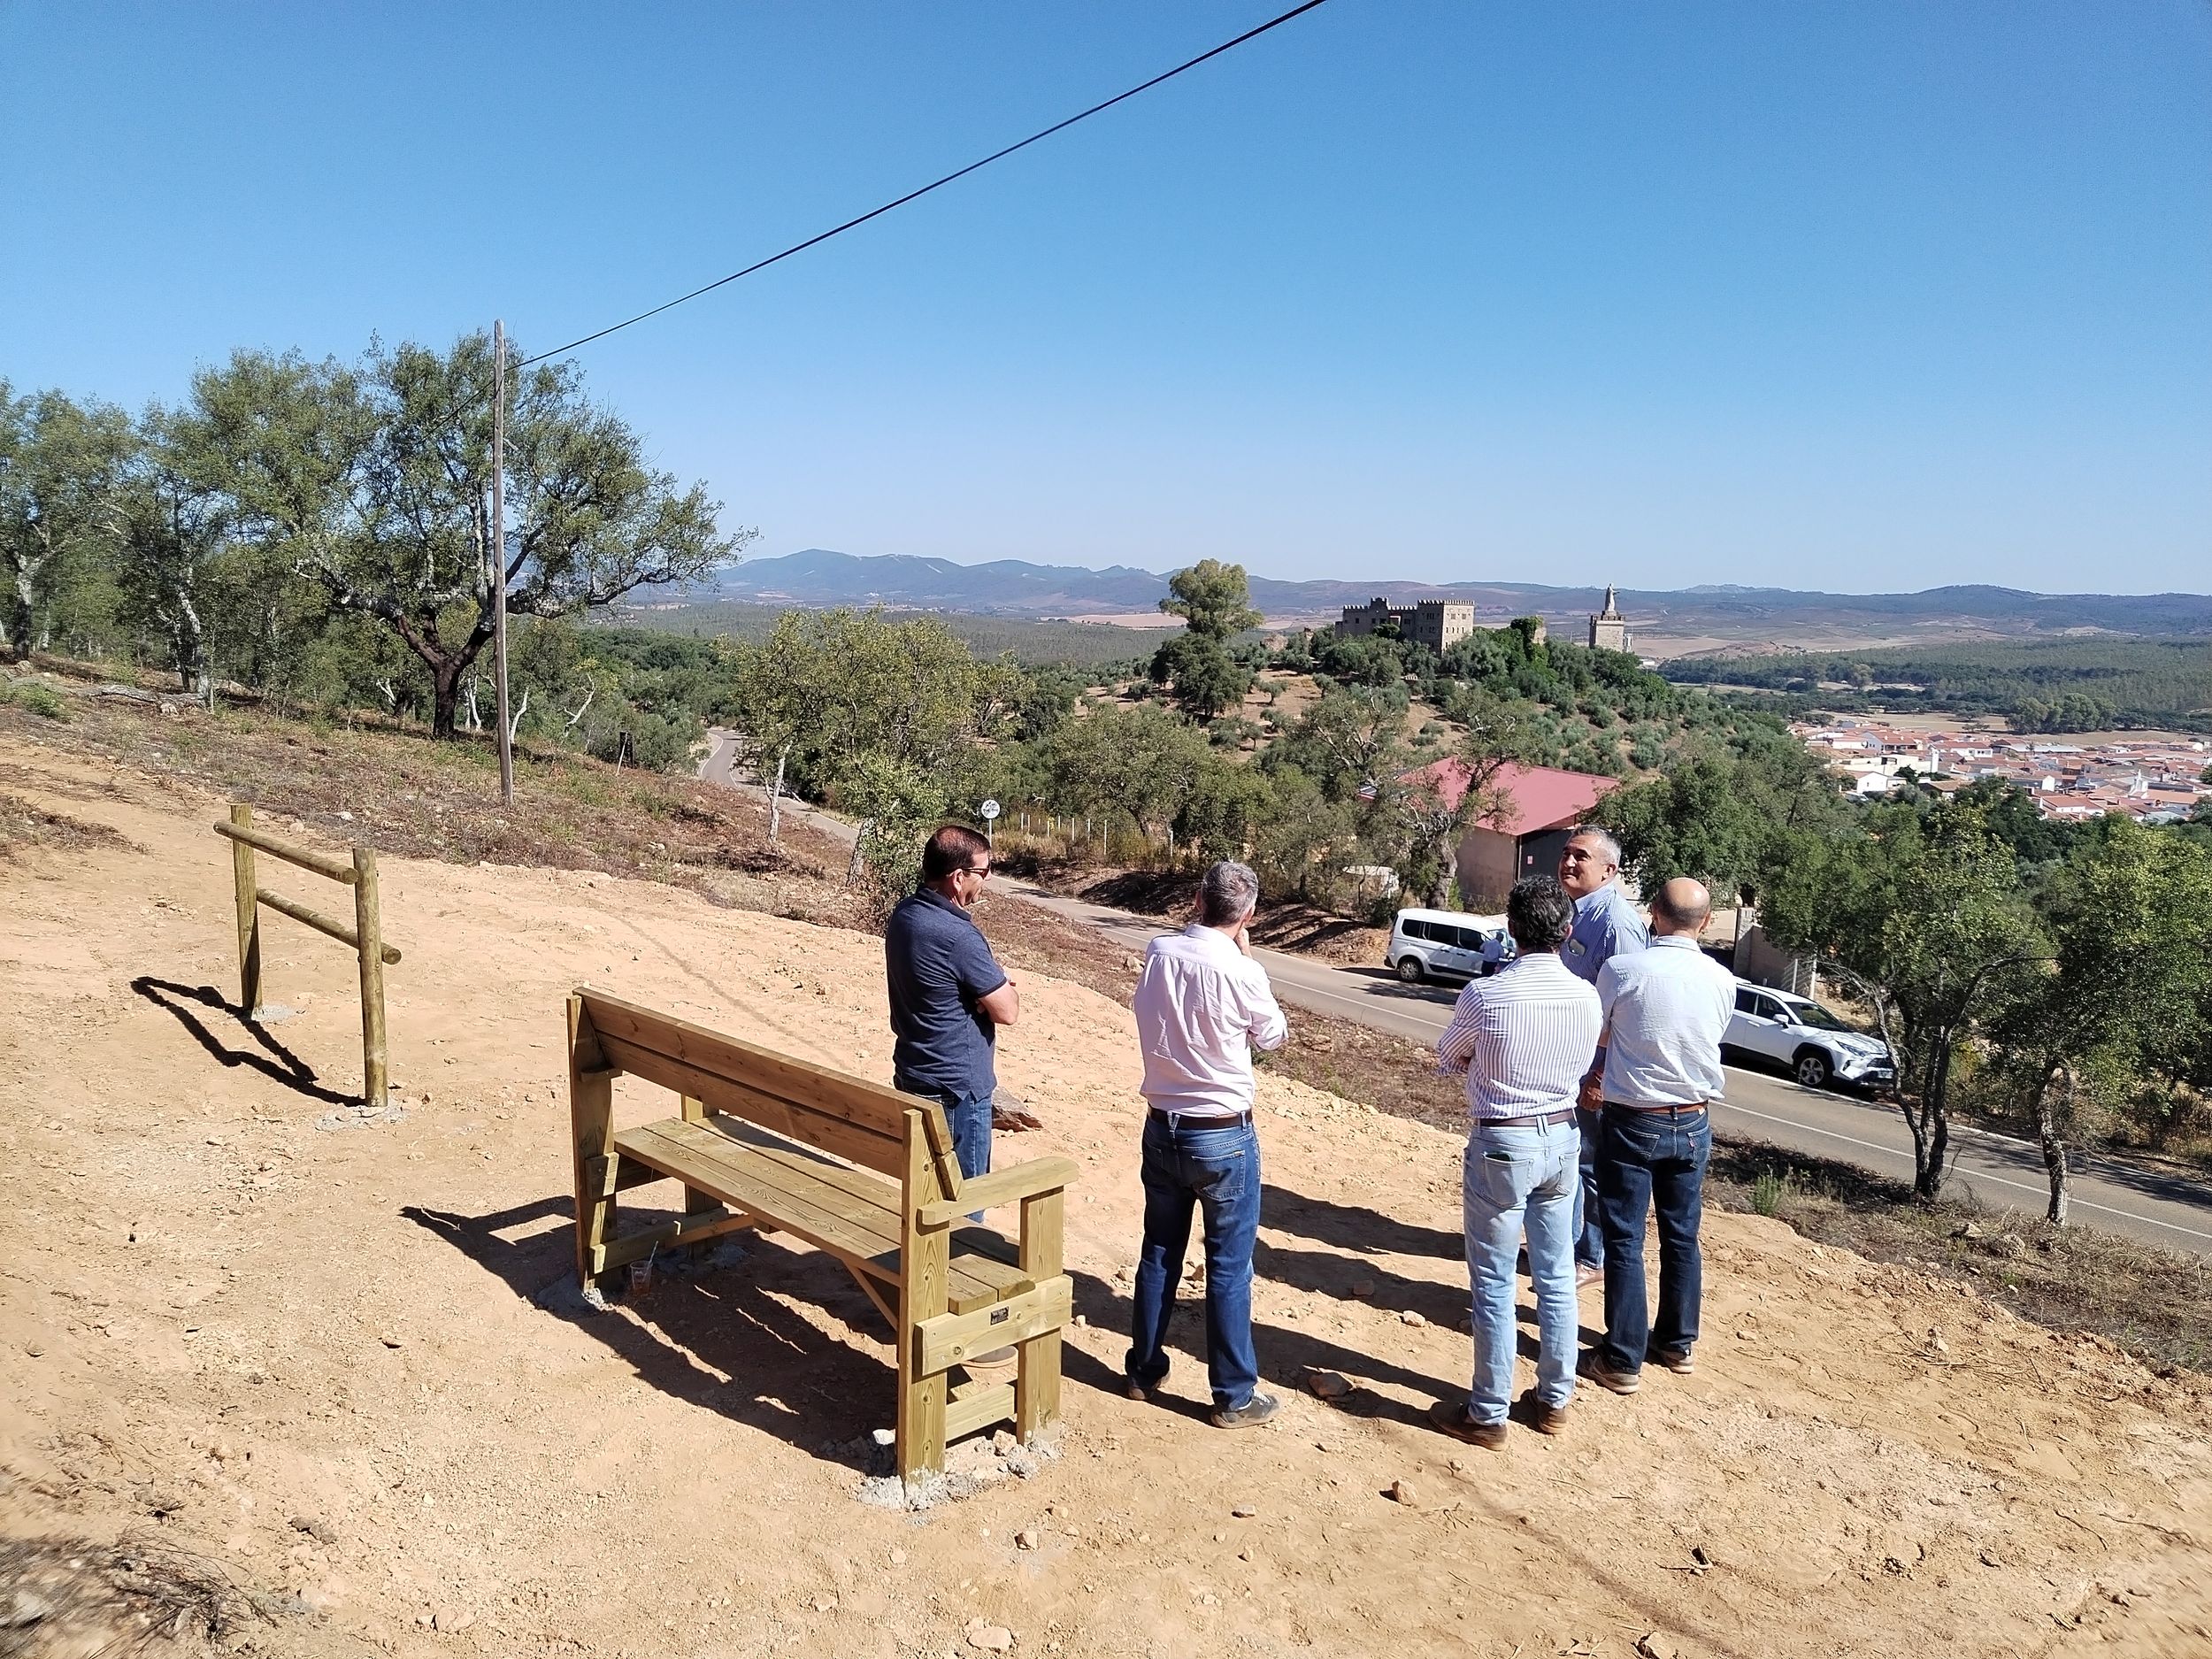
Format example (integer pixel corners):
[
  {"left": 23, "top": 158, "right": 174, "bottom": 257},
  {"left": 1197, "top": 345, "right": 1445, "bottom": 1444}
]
[{"left": 1578, "top": 877, "right": 1735, "bottom": 1395}]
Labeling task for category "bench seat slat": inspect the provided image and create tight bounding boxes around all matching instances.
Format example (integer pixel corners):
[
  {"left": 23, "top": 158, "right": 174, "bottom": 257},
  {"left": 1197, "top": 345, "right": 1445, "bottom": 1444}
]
[
  {"left": 703, "top": 1124, "right": 1033, "bottom": 1299},
  {"left": 614, "top": 1118, "right": 1028, "bottom": 1315}
]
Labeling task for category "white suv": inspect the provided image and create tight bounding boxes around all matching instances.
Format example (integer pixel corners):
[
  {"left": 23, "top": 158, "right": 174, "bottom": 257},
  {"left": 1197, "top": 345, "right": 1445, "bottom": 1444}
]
[{"left": 1724, "top": 982, "right": 1896, "bottom": 1093}]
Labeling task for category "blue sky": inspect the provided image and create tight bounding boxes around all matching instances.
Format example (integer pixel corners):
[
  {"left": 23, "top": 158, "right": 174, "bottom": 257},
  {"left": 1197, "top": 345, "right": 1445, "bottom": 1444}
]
[{"left": 4, "top": 2, "right": 2208, "bottom": 594}]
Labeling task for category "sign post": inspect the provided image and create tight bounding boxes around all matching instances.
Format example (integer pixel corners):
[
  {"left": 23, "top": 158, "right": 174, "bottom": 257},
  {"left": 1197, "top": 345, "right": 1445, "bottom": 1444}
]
[{"left": 979, "top": 797, "right": 1001, "bottom": 850}]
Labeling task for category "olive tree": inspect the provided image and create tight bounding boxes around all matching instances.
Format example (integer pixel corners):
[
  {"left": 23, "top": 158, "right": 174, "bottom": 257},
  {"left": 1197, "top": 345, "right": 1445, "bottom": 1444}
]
[
  {"left": 1763, "top": 804, "right": 2045, "bottom": 1199},
  {"left": 0, "top": 383, "right": 134, "bottom": 657},
  {"left": 190, "top": 334, "right": 748, "bottom": 738}
]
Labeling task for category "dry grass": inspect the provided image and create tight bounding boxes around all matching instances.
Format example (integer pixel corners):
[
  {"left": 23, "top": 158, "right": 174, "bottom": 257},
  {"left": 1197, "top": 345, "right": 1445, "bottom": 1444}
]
[
  {"left": 0, "top": 792, "right": 137, "bottom": 860},
  {"left": 0, "top": 695, "right": 868, "bottom": 930},
  {"left": 0, "top": 1530, "right": 286, "bottom": 1655},
  {"left": 1705, "top": 1141, "right": 2212, "bottom": 1378}
]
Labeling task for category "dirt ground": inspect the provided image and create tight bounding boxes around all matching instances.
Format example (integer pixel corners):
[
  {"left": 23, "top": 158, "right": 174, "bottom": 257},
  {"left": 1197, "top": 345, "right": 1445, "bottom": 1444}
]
[{"left": 4, "top": 733, "right": 2211, "bottom": 1659}]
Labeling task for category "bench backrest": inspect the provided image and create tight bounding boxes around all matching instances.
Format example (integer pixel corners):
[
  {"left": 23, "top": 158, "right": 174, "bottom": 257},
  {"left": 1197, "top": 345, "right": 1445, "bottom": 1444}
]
[{"left": 570, "top": 987, "right": 962, "bottom": 1194}]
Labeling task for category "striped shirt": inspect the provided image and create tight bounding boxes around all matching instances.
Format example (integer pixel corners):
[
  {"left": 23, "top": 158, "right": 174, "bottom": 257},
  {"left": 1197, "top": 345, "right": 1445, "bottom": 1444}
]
[{"left": 1435, "top": 951, "right": 1602, "bottom": 1122}]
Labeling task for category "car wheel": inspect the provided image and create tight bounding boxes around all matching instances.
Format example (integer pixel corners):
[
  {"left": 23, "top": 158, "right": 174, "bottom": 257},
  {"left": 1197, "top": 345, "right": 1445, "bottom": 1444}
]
[
  {"left": 1395, "top": 956, "right": 1425, "bottom": 984},
  {"left": 1793, "top": 1049, "right": 1832, "bottom": 1090}
]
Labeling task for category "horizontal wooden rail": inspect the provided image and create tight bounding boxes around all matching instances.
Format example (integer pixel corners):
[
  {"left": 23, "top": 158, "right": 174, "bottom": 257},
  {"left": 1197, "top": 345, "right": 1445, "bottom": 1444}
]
[
  {"left": 212, "top": 818, "right": 357, "bottom": 884},
  {"left": 255, "top": 887, "right": 402, "bottom": 964},
  {"left": 219, "top": 803, "right": 396, "bottom": 1104}
]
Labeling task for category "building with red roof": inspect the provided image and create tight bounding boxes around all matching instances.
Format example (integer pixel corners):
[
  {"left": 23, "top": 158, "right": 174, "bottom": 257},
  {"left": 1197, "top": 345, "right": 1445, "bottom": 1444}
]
[{"left": 1401, "top": 758, "right": 1622, "bottom": 908}]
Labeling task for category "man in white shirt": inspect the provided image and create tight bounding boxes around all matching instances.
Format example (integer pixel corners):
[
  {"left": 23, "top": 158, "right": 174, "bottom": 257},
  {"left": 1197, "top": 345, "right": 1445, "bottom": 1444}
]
[
  {"left": 1580, "top": 877, "right": 1735, "bottom": 1395},
  {"left": 1431, "top": 875, "right": 1601, "bottom": 1448},
  {"left": 1124, "top": 860, "right": 1288, "bottom": 1428}
]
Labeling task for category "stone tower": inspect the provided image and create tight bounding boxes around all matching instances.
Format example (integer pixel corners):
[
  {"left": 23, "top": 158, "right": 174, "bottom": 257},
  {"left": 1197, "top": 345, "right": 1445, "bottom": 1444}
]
[{"left": 1587, "top": 584, "right": 1632, "bottom": 653}]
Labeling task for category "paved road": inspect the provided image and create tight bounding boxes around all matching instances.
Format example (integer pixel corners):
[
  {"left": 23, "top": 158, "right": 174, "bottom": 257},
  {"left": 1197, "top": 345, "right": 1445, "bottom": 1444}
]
[
  {"left": 1005, "top": 880, "right": 2212, "bottom": 1254},
  {"left": 700, "top": 730, "right": 856, "bottom": 847}
]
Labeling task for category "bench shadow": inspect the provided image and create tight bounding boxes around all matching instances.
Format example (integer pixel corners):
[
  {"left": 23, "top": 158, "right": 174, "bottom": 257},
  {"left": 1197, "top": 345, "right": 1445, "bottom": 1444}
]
[
  {"left": 404, "top": 1194, "right": 1146, "bottom": 1473},
  {"left": 130, "top": 975, "right": 357, "bottom": 1107}
]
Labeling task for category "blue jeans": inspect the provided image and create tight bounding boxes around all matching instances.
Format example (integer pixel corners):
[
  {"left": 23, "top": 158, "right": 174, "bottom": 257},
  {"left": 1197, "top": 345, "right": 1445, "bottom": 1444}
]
[
  {"left": 893, "top": 1078, "right": 993, "bottom": 1181},
  {"left": 1125, "top": 1116, "right": 1262, "bottom": 1411},
  {"left": 1463, "top": 1119, "right": 1580, "bottom": 1425},
  {"left": 1573, "top": 1105, "right": 1605, "bottom": 1270},
  {"left": 1595, "top": 1105, "right": 1712, "bottom": 1372}
]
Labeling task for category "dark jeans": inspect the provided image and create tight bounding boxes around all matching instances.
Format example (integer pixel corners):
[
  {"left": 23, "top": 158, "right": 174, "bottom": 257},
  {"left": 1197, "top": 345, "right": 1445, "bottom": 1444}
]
[
  {"left": 1595, "top": 1104, "right": 1712, "bottom": 1373},
  {"left": 1125, "top": 1115, "right": 1262, "bottom": 1411},
  {"left": 1574, "top": 1105, "right": 1605, "bottom": 1269}
]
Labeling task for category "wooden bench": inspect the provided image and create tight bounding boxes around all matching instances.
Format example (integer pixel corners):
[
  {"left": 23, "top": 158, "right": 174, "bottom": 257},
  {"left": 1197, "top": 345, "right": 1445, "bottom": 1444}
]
[{"left": 566, "top": 988, "right": 1077, "bottom": 1481}]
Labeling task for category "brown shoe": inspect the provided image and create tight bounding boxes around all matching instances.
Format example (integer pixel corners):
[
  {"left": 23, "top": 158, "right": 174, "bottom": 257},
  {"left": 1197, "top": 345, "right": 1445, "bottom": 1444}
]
[
  {"left": 1531, "top": 1401, "right": 1571, "bottom": 1437},
  {"left": 1429, "top": 1399, "right": 1508, "bottom": 1448},
  {"left": 1654, "top": 1347, "right": 1695, "bottom": 1375},
  {"left": 1578, "top": 1351, "right": 1640, "bottom": 1395},
  {"left": 1574, "top": 1263, "right": 1603, "bottom": 1290}
]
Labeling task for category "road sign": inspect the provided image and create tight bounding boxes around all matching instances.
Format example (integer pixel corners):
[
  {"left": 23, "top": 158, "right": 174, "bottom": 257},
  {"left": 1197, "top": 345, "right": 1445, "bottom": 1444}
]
[{"left": 979, "top": 799, "right": 1001, "bottom": 820}]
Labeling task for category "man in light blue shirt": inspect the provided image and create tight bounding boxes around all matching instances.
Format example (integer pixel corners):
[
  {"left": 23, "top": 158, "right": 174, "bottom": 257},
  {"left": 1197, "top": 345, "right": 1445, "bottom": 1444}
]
[
  {"left": 1580, "top": 877, "right": 1734, "bottom": 1395},
  {"left": 1558, "top": 827, "right": 1648, "bottom": 1283},
  {"left": 1432, "top": 875, "right": 1598, "bottom": 1448}
]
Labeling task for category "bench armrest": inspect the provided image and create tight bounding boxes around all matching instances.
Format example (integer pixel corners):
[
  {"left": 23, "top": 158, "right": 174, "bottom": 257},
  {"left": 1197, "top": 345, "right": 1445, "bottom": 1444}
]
[{"left": 917, "top": 1155, "right": 1079, "bottom": 1229}]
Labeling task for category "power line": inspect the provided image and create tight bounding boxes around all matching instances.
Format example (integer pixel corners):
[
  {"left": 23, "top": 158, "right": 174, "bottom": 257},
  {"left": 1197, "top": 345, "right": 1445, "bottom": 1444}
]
[{"left": 515, "top": 0, "right": 1335, "bottom": 369}]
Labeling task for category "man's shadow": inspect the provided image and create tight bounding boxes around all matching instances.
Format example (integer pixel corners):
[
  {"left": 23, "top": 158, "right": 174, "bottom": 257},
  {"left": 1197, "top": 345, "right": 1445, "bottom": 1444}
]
[{"left": 130, "top": 976, "right": 356, "bottom": 1107}]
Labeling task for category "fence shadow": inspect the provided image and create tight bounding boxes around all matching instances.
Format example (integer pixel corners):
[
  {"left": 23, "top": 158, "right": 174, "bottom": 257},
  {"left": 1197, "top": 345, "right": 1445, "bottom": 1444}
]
[{"left": 129, "top": 975, "right": 356, "bottom": 1107}]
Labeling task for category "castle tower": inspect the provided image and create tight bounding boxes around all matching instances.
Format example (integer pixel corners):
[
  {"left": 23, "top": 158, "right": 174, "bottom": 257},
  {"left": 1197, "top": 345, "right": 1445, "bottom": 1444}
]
[{"left": 1588, "top": 584, "right": 1632, "bottom": 653}]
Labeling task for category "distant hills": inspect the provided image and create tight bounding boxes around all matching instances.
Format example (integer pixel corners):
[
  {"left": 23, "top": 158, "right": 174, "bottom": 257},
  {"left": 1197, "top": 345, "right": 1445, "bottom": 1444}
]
[{"left": 699, "top": 549, "right": 2212, "bottom": 652}]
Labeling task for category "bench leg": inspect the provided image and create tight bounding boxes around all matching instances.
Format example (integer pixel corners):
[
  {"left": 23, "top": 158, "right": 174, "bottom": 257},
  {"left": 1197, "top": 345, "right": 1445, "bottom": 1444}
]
[
  {"left": 1016, "top": 1190, "right": 1064, "bottom": 1440},
  {"left": 897, "top": 1110, "right": 950, "bottom": 1481},
  {"left": 679, "top": 1092, "right": 718, "bottom": 1254},
  {"left": 570, "top": 997, "right": 618, "bottom": 1290}
]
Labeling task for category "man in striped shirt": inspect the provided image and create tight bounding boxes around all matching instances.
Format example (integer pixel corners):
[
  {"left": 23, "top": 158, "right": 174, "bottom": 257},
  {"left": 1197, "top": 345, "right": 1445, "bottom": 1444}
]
[{"left": 1430, "top": 875, "right": 1601, "bottom": 1448}]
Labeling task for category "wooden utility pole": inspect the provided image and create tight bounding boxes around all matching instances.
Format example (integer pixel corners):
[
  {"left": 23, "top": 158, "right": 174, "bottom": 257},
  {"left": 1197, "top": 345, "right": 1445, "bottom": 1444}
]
[{"left": 492, "top": 319, "right": 514, "bottom": 804}]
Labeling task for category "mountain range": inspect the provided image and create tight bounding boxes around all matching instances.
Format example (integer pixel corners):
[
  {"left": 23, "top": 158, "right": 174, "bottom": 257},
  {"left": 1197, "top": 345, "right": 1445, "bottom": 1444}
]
[{"left": 699, "top": 549, "right": 2212, "bottom": 649}]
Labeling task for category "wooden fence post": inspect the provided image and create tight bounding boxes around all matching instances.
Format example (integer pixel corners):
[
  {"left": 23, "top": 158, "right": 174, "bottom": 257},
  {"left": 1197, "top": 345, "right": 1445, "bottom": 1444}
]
[
  {"left": 228, "top": 803, "right": 261, "bottom": 1013},
  {"left": 354, "top": 846, "right": 388, "bottom": 1103}
]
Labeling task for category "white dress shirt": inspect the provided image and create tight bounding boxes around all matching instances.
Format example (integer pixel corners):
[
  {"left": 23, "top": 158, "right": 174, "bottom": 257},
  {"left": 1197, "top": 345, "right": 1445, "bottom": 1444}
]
[
  {"left": 1595, "top": 934, "right": 1737, "bottom": 1106},
  {"left": 1133, "top": 924, "right": 1289, "bottom": 1117},
  {"left": 1435, "top": 952, "right": 1601, "bottom": 1122}
]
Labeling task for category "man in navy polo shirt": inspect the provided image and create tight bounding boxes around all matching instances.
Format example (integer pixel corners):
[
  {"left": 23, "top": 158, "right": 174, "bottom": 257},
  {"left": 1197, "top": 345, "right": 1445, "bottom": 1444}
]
[{"left": 884, "top": 824, "right": 1020, "bottom": 1181}]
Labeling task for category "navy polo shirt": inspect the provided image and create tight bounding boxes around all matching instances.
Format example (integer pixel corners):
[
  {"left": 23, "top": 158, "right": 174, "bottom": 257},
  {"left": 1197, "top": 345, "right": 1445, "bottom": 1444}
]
[{"left": 884, "top": 886, "right": 1008, "bottom": 1099}]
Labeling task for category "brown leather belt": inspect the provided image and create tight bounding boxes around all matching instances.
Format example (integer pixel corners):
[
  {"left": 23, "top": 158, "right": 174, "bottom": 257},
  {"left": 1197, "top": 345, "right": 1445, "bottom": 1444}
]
[
  {"left": 1604, "top": 1100, "right": 1713, "bottom": 1114},
  {"left": 1472, "top": 1108, "right": 1578, "bottom": 1129}
]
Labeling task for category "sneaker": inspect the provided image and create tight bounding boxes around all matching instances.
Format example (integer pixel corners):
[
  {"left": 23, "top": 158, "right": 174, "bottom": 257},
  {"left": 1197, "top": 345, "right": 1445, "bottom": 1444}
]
[
  {"left": 1574, "top": 1263, "right": 1603, "bottom": 1290},
  {"left": 1428, "top": 1399, "right": 1509, "bottom": 1448},
  {"left": 1531, "top": 1401, "right": 1571, "bottom": 1437},
  {"left": 1578, "top": 1351, "right": 1640, "bottom": 1394},
  {"left": 1654, "top": 1347, "right": 1694, "bottom": 1376},
  {"left": 1211, "top": 1390, "right": 1281, "bottom": 1430}
]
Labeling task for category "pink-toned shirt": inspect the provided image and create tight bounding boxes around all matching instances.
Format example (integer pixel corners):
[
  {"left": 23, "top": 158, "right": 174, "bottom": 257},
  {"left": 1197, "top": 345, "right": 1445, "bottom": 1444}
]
[{"left": 1133, "top": 925, "right": 1289, "bottom": 1116}]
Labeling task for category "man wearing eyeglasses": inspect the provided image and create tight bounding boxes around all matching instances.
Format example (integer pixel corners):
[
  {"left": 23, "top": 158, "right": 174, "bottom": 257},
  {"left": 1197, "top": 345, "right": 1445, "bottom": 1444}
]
[
  {"left": 1557, "top": 826, "right": 1648, "bottom": 1287},
  {"left": 884, "top": 824, "right": 1021, "bottom": 1184}
]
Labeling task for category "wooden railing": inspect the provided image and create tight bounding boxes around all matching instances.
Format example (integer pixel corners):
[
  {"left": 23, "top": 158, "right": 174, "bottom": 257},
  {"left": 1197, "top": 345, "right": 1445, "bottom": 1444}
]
[{"left": 213, "top": 803, "right": 401, "bottom": 1103}]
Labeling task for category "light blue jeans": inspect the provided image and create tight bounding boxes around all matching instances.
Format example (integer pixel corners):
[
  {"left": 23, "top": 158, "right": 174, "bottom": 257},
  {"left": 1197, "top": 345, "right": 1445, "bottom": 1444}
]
[{"left": 1463, "top": 1118, "right": 1580, "bottom": 1425}]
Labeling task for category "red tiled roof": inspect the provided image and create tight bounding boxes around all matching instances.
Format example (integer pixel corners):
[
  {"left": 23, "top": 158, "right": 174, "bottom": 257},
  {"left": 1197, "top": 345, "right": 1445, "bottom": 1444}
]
[{"left": 1401, "top": 759, "right": 1619, "bottom": 837}]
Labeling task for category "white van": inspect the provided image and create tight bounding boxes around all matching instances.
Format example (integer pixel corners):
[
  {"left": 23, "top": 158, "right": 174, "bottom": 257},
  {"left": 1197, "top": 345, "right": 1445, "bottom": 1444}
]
[{"left": 1386, "top": 908, "right": 1512, "bottom": 984}]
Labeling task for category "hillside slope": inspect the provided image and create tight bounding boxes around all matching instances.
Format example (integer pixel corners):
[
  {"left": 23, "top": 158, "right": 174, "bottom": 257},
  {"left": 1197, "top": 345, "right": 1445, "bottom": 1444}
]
[{"left": 2, "top": 734, "right": 2208, "bottom": 1657}]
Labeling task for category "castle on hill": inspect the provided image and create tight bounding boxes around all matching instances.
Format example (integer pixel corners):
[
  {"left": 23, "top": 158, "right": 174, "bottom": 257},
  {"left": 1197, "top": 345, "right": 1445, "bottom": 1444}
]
[{"left": 1588, "top": 585, "right": 1632, "bottom": 652}]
